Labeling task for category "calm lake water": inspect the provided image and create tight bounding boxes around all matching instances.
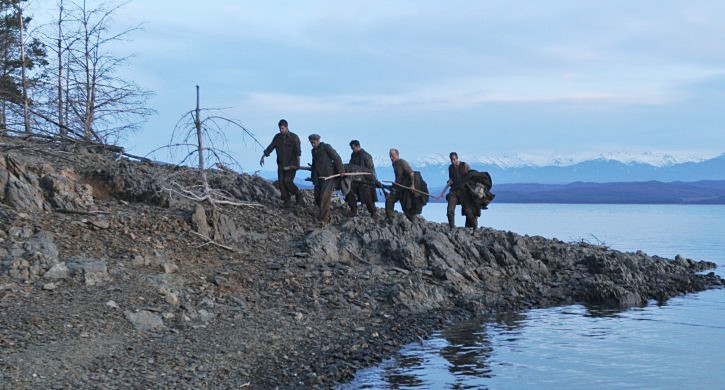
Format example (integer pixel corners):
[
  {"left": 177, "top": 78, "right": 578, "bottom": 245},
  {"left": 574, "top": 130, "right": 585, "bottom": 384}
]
[{"left": 344, "top": 203, "right": 725, "bottom": 389}]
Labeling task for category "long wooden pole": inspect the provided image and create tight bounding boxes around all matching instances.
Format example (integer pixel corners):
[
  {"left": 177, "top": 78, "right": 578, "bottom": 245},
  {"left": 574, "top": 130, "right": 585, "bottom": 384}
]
[{"left": 320, "top": 172, "right": 373, "bottom": 181}]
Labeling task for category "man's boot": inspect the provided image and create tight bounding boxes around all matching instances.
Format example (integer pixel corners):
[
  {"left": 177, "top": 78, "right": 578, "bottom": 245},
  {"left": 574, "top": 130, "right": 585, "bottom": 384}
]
[{"left": 447, "top": 215, "right": 455, "bottom": 230}]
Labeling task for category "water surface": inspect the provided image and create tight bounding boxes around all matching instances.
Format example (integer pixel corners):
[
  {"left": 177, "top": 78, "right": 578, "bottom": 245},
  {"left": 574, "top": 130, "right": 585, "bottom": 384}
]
[{"left": 346, "top": 204, "right": 725, "bottom": 389}]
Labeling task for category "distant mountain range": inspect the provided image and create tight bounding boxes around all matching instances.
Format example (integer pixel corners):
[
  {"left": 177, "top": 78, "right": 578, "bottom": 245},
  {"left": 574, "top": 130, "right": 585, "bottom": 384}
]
[
  {"left": 372, "top": 152, "right": 725, "bottom": 185},
  {"left": 483, "top": 180, "right": 725, "bottom": 204},
  {"left": 256, "top": 151, "right": 725, "bottom": 204}
]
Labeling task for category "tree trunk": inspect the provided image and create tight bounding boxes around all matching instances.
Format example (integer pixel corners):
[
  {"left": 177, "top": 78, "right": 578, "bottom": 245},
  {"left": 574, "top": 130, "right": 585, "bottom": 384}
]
[
  {"left": 57, "top": 0, "right": 64, "bottom": 135},
  {"left": 83, "top": 0, "right": 92, "bottom": 140},
  {"left": 18, "top": 7, "right": 30, "bottom": 134},
  {"left": 195, "top": 85, "right": 210, "bottom": 197}
]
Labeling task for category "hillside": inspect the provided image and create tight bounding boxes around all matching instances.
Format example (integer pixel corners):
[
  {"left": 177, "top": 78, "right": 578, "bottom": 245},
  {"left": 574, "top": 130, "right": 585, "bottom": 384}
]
[{"left": 0, "top": 135, "right": 721, "bottom": 388}]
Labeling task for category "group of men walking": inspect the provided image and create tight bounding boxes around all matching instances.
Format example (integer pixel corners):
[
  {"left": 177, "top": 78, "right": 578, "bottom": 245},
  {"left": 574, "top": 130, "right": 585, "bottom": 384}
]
[{"left": 260, "top": 119, "right": 493, "bottom": 228}]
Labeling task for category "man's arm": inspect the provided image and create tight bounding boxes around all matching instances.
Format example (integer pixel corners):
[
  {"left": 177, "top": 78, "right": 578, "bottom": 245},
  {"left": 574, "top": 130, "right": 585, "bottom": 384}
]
[{"left": 260, "top": 134, "right": 279, "bottom": 166}]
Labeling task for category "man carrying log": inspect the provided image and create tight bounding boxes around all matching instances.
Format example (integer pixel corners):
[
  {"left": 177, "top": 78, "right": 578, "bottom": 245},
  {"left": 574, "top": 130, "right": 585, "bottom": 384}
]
[
  {"left": 384, "top": 148, "right": 427, "bottom": 221},
  {"left": 345, "top": 140, "right": 379, "bottom": 220},
  {"left": 259, "top": 119, "right": 303, "bottom": 208},
  {"left": 445, "top": 152, "right": 474, "bottom": 229},
  {"left": 440, "top": 152, "right": 495, "bottom": 229},
  {"left": 309, "top": 134, "right": 345, "bottom": 224}
]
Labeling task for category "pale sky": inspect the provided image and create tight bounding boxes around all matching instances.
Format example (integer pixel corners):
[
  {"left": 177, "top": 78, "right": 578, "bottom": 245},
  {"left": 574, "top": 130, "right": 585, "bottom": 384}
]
[{"left": 31, "top": 0, "right": 725, "bottom": 171}]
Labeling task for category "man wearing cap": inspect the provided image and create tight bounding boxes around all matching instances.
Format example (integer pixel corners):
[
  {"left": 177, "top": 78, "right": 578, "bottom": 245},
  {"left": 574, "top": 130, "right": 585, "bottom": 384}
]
[
  {"left": 346, "top": 140, "right": 378, "bottom": 220},
  {"left": 259, "top": 119, "right": 303, "bottom": 208},
  {"left": 309, "top": 134, "right": 345, "bottom": 224}
]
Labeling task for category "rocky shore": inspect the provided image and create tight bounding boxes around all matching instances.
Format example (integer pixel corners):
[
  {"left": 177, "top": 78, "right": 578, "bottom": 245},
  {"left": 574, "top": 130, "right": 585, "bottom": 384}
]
[{"left": 0, "top": 135, "right": 721, "bottom": 388}]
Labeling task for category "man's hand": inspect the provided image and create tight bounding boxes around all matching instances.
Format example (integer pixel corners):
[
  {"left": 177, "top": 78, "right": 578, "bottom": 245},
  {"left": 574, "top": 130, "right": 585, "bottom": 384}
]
[{"left": 259, "top": 155, "right": 265, "bottom": 167}]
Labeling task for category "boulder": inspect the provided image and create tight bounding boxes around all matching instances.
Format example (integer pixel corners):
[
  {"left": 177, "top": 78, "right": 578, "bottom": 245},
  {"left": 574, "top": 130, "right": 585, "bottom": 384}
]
[
  {"left": 124, "top": 310, "right": 164, "bottom": 331},
  {"left": 44, "top": 262, "right": 70, "bottom": 280},
  {"left": 67, "top": 257, "right": 109, "bottom": 286},
  {"left": 191, "top": 203, "right": 210, "bottom": 238}
]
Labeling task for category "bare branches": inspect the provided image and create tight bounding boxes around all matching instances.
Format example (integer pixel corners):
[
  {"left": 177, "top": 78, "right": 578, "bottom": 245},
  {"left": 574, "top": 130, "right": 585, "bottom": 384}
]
[
  {"left": 26, "top": 0, "right": 154, "bottom": 142},
  {"left": 152, "top": 86, "right": 264, "bottom": 212},
  {"left": 160, "top": 180, "right": 262, "bottom": 208},
  {"left": 189, "top": 230, "right": 238, "bottom": 253}
]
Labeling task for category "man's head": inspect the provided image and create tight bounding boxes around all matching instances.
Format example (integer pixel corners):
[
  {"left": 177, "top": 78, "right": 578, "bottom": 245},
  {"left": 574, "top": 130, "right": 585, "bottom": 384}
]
[
  {"left": 278, "top": 119, "right": 289, "bottom": 134},
  {"left": 349, "top": 140, "right": 361, "bottom": 153},
  {"left": 308, "top": 133, "right": 321, "bottom": 148},
  {"left": 389, "top": 148, "right": 399, "bottom": 163},
  {"left": 449, "top": 152, "right": 459, "bottom": 166}
]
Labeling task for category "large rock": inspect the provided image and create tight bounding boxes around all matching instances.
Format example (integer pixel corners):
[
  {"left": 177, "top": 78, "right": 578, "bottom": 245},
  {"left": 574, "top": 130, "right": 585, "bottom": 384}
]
[
  {"left": 39, "top": 168, "right": 95, "bottom": 211},
  {"left": 124, "top": 310, "right": 164, "bottom": 331},
  {"left": 191, "top": 203, "right": 210, "bottom": 238},
  {"left": 67, "top": 257, "right": 109, "bottom": 286},
  {"left": 0, "top": 153, "right": 96, "bottom": 212},
  {"left": 44, "top": 262, "right": 70, "bottom": 280},
  {"left": 1, "top": 230, "right": 60, "bottom": 281}
]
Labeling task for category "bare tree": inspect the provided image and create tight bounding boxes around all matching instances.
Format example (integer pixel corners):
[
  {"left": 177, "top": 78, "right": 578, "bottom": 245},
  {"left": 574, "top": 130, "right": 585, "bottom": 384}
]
[
  {"left": 151, "top": 85, "right": 264, "bottom": 208},
  {"left": 58, "top": 0, "right": 153, "bottom": 142}
]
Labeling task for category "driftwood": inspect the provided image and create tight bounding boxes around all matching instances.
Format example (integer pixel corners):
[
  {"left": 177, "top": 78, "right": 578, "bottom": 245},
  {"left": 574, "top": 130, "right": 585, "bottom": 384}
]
[{"left": 189, "top": 230, "right": 238, "bottom": 253}]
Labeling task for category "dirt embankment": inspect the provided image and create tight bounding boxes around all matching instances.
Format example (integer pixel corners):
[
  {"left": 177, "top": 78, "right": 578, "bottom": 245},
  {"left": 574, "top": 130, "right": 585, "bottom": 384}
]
[{"left": 0, "top": 135, "right": 721, "bottom": 388}]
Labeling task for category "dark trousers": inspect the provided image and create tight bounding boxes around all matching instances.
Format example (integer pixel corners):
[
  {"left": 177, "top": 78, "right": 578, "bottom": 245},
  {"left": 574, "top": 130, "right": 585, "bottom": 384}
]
[
  {"left": 314, "top": 179, "right": 336, "bottom": 223},
  {"left": 277, "top": 168, "right": 299, "bottom": 202},
  {"left": 385, "top": 190, "right": 416, "bottom": 221},
  {"left": 345, "top": 183, "right": 377, "bottom": 218},
  {"left": 447, "top": 192, "right": 478, "bottom": 228}
]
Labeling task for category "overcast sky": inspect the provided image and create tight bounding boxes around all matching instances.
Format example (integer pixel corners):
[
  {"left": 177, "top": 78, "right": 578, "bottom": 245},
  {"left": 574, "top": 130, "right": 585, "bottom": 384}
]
[{"left": 32, "top": 0, "right": 725, "bottom": 170}]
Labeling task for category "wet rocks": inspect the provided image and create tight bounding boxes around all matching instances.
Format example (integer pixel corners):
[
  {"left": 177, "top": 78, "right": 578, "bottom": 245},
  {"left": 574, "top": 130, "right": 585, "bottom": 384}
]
[{"left": 304, "top": 213, "right": 721, "bottom": 313}]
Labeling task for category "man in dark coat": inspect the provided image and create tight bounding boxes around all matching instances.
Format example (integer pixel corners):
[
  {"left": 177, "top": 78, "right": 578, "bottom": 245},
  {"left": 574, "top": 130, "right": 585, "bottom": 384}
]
[
  {"left": 309, "top": 134, "right": 345, "bottom": 224},
  {"left": 384, "top": 148, "right": 419, "bottom": 221},
  {"left": 445, "top": 152, "right": 476, "bottom": 228},
  {"left": 345, "top": 140, "right": 378, "bottom": 219},
  {"left": 259, "top": 119, "right": 303, "bottom": 207},
  {"left": 443, "top": 152, "right": 494, "bottom": 229}
]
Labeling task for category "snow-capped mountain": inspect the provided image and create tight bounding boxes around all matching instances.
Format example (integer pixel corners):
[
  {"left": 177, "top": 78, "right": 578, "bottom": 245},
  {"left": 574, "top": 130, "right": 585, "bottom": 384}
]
[
  {"left": 258, "top": 151, "right": 724, "bottom": 186},
  {"left": 399, "top": 151, "right": 710, "bottom": 169},
  {"left": 372, "top": 151, "right": 725, "bottom": 185}
]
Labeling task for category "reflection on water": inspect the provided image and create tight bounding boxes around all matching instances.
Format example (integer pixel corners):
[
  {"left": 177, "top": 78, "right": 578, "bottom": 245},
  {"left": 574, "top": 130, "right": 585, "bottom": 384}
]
[{"left": 344, "top": 204, "right": 725, "bottom": 389}]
